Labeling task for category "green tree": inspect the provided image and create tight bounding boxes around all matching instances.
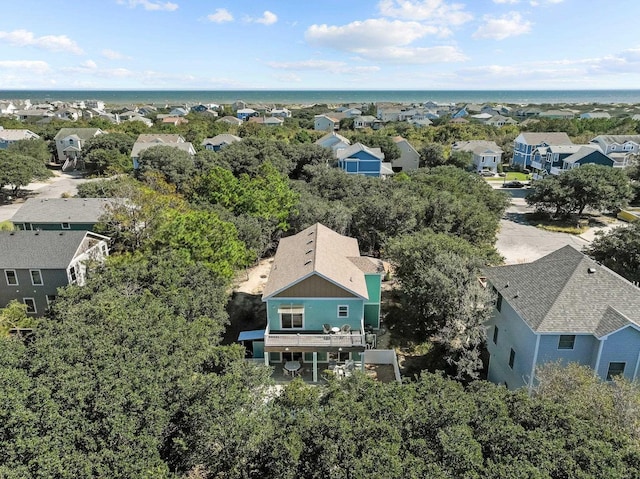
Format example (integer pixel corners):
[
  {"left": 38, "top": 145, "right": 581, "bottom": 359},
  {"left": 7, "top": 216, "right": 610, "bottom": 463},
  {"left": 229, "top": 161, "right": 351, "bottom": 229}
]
[
  {"left": 584, "top": 221, "right": 640, "bottom": 283},
  {"left": 420, "top": 143, "right": 446, "bottom": 167},
  {"left": 0, "top": 151, "right": 52, "bottom": 196},
  {"left": 136, "top": 144, "right": 196, "bottom": 192},
  {"left": 7, "top": 138, "right": 50, "bottom": 163}
]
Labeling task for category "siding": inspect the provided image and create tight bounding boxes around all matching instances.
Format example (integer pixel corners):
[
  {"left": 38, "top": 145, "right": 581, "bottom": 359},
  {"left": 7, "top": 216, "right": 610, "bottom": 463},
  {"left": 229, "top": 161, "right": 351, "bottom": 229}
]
[
  {"left": 536, "top": 334, "right": 598, "bottom": 369},
  {"left": 274, "top": 275, "right": 358, "bottom": 298},
  {"left": 486, "top": 298, "right": 538, "bottom": 389},
  {"left": 596, "top": 326, "right": 640, "bottom": 381},
  {"left": 0, "top": 268, "right": 69, "bottom": 316},
  {"left": 266, "top": 298, "right": 364, "bottom": 332}
]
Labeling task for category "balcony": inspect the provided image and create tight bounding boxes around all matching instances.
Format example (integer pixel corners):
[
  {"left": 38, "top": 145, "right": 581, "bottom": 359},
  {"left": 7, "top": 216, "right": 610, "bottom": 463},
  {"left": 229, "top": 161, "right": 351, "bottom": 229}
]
[
  {"left": 264, "top": 330, "right": 366, "bottom": 352},
  {"left": 550, "top": 167, "right": 561, "bottom": 175},
  {"left": 530, "top": 160, "right": 542, "bottom": 170}
]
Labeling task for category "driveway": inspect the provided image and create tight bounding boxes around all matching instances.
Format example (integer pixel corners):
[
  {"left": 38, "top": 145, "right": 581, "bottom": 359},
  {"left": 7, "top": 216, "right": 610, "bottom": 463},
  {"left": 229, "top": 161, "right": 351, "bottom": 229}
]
[
  {"left": 492, "top": 184, "right": 623, "bottom": 264},
  {"left": 0, "top": 171, "right": 97, "bottom": 222}
]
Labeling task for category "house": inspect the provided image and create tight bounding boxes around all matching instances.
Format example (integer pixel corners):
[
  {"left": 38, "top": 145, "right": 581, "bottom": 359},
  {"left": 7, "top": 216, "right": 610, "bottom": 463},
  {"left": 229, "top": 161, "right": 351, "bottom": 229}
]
[
  {"left": 201, "top": 134, "right": 241, "bottom": 152},
  {"left": 249, "top": 116, "right": 284, "bottom": 127},
  {"left": 483, "top": 245, "right": 640, "bottom": 390},
  {"left": 391, "top": 136, "right": 420, "bottom": 172},
  {"left": 531, "top": 144, "right": 585, "bottom": 179},
  {"left": 160, "top": 116, "right": 189, "bottom": 126},
  {"left": 125, "top": 115, "right": 153, "bottom": 127},
  {"left": 452, "top": 140, "right": 503, "bottom": 173},
  {"left": 84, "top": 100, "right": 105, "bottom": 110},
  {"left": 246, "top": 223, "right": 385, "bottom": 382},
  {"left": 559, "top": 146, "right": 616, "bottom": 172},
  {"left": 589, "top": 135, "right": 640, "bottom": 168},
  {"left": 539, "top": 110, "right": 575, "bottom": 119},
  {"left": 54, "top": 108, "right": 80, "bottom": 121},
  {"left": 337, "top": 143, "right": 385, "bottom": 177},
  {"left": 0, "top": 230, "right": 109, "bottom": 316},
  {"left": 10, "top": 198, "right": 112, "bottom": 231},
  {"left": 236, "top": 108, "right": 257, "bottom": 121},
  {"left": 218, "top": 116, "right": 243, "bottom": 126},
  {"left": 270, "top": 107, "right": 291, "bottom": 118},
  {"left": 131, "top": 134, "right": 194, "bottom": 169},
  {"left": 314, "top": 114, "right": 340, "bottom": 131},
  {"left": 353, "top": 115, "right": 381, "bottom": 129},
  {"left": 53, "top": 127, "right": 104, "bottom": 169},
  {"left": 0, "top": 128, "right": 39, "bottom": 149},
  {"left": 512, "top": 132, "right": 572, "bottom": 169},
  {"left": 315, "top": 132, "right": 351, "bottom": 158},
  {"left": 485, "top": 115, "right": 518, "bottom": 127},
  {"left": 580, "top": 111, "right": 611, "bottom": 120}
]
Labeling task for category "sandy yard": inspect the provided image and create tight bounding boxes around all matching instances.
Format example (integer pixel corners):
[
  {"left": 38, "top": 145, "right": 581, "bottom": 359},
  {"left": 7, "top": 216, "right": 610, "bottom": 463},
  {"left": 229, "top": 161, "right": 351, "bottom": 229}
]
[{"left": 233, "top": 258, "right": 274, "bottom": 295}]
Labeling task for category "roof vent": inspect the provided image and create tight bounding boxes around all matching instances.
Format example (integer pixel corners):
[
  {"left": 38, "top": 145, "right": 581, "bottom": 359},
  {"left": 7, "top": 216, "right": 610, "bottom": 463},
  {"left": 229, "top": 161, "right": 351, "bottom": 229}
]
[
  {"left": 307, "top": 240, "right": 313, "bottom": 245},
  {"left": 588, "top": 267, "right": 597, "bottom": 274},
  {"left": 304, "top": 260, "right": 312, "bottom": 266},
  {"left": 514, "top": 291, "right": 520, "bottom": 298},
  {"left": 505, "top": 281, "right": 509, "bottom": 288},
  {"left": 306, "top": 249, "right": 313, "bottom": 254}
]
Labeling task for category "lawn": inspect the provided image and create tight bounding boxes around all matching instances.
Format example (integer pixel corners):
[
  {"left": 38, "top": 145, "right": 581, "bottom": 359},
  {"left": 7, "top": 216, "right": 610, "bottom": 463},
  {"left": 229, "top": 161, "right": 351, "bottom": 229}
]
[{"left": 485, "top": 172, "right": 531, "bottom": 182}]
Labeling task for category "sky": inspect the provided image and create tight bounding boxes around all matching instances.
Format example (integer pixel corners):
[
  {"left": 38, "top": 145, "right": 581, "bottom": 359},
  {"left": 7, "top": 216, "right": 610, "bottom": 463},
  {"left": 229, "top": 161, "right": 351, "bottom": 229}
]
[{"left": 1, "top": 0, "right": 640, "bottom": 91}]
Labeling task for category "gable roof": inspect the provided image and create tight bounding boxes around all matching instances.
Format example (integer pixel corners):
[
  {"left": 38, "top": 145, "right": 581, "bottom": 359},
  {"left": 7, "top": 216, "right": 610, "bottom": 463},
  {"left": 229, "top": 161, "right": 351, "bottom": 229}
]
[
  {"left": 0, "top": 129, "right": 39, "bottom": 141},
  {"left": 315, "top": 132, "right": 351, "bottom": 148},
  {"left": 135, "top": 133, "right": 184, "bottom": 143},
  {"left": 201, "top": 134, "right": 241, "bottom": 147},
  {"left": 590, "top": 134, "right": 640, "bottom": 146},
  {"left": 336, "top": 142, "right": 384, "bottom": 161},
  {"left": 262, "top": 223, "right": 372, "bottom": 300},
  {"left": 484, "top": 246, "right": 640, "bottom": 337},
  {"left": 54, "top": 128, "right": 102, "bottom": 141},
  {"left": 11, "top": 198, "right": 111, "bottom": 224},
  {"left": 0, "top": 231, "right": 107, "bottom": 269},
  {"left": 562, "top": 146, "right": 612, "bottom": 165},
  {"left": 453, "top": 140, "right": 503, "bottom": 155},
  {"left": 130, "top": 141, "right": 195, "bottom": 158},
  {"left": 516, "top": 132, "right": 572, "bottom": 146}
]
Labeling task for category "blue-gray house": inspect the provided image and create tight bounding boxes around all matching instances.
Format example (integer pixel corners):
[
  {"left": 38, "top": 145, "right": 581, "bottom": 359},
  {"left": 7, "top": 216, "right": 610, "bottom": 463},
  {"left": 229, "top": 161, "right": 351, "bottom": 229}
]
[
  {"left": 483, "top": 245, "right": 640, "bottom": 390},
  {"left": 512, "top": 132, "right": 572, "bottom": 169},
  {"left": 336, "top": 142, "right": 386, "bottom": 177}
]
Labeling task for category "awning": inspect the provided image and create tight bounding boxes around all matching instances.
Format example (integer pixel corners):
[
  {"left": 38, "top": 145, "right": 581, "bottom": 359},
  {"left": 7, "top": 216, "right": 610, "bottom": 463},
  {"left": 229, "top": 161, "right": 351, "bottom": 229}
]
[
  {"left": 277, "top": 305, "right": 304, "bottom": 314},
  {"left": 238, "top": 329, "right": 265, "bottom": 342}
]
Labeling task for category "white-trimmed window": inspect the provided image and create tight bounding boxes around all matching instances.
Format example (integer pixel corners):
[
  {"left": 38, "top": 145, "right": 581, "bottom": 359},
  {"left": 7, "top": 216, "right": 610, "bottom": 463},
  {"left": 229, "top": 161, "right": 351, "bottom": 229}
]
[
  {"left": 279, "top": 305, "right": 304, "bottom": 329},
  {"left": 606, "top": 362, "right": 625, "bottom": 381},
  {"left": 61, "top": 222, "right": 70, "bottom": 229},
  {"left": 558, "top": 335, "right": 575, "bottom": 350},
  {"left": 5, "top": 269, "right": 18, "bottom": 286},
  {"left": 23, "top": 298, "right": 36, "bottom": 314},
  {"left": 338, "top": 305, "right": 349, "bottom": 318},
  {"left": 69, "top": 265, "right": 78, "bottom": 283},
  {"left": 30, "top": 269, "right": 43, "bottom": 286}
]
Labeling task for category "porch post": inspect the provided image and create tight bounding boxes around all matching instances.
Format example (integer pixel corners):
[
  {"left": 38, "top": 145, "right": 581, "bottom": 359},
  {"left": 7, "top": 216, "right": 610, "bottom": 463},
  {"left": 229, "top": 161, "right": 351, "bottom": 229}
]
[
  {"left": 313, "top": 352, "right": 318, "bottom": 382},
  {"left": 264, "top": 352, "right": 269, "bottom": 367}
]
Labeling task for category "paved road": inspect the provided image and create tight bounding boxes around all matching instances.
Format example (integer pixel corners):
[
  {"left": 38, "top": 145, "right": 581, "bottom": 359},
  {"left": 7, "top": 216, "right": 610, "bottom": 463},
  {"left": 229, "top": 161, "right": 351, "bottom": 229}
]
[
  {"left": 492, "top": 184, "right": 623, "bottom": 264},
  {"left": 0, "top": 171, "right": 96, "bottom": 222}
]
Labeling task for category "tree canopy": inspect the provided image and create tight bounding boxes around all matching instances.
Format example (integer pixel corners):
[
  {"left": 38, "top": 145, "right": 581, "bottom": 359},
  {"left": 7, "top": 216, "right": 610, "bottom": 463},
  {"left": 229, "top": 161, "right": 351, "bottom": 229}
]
[{"left": 584, "top": 221, "right": 640, "bottom": 283}]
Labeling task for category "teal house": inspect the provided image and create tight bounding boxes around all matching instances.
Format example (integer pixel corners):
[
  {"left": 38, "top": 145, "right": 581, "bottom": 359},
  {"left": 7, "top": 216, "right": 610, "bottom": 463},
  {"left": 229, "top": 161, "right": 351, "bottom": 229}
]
[{"left": 247, "top": 223, "right": 384, "bottom": 382}]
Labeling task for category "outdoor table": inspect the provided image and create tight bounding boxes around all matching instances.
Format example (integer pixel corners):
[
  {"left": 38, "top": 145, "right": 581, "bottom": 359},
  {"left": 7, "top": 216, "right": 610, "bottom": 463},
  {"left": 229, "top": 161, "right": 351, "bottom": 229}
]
[
  {"left": 284, "top": 360, "right": 301, "bottom": 375},
  {"left": 331, "top": 327, "right": 341, "bottom": 334}
]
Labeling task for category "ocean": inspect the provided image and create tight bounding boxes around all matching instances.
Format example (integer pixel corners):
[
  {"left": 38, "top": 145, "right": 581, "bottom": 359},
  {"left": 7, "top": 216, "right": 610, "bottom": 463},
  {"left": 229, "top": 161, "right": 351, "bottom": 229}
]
[{"left": 1, "top": 89, "right": 640, "bottom": 106}]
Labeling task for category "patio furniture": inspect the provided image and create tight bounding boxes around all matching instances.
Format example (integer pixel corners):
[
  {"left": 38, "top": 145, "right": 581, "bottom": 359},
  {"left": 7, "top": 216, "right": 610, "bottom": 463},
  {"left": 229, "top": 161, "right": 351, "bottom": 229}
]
[
  {"left": 323, "top": 323, "right": 332, "bottom": 334},
  {"left": 331, "top": 326, "right": 340, "bottom": 333},
  {"left": 284, "top": 360, "right": 302, "bottom": 375},
  {"left": 340, "top": 324, "right": 351, "bottom": 334}
]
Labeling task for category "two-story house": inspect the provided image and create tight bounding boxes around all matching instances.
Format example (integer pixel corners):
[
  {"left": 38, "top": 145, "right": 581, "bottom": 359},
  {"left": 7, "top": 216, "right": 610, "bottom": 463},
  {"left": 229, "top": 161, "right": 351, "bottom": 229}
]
[
  {"left": 242, "top": 223, "right": 384, "bottom": 382},
  {"left": 53, "top": 128, "right": 104, "bottom": 169},
  {"left": 452, "top": 140, "right": 503, "bottom": 174},
  {"left": 483, "top": 245, "right": 640, "bottom": 390},
  {"left": 512, "top": 132, "right": 572, "bottom": 169},
  {"left": 10, "top": 198, "right": 111, "bottom": 231},
  {"left": 0, "top": 230, "right": 109, "bottom": 316},
  {"left": 589, "top": 135, "right": 640, "bottom": 168},
  {"left": 314, "top": 114, "right": 340, "bottom": 131}
]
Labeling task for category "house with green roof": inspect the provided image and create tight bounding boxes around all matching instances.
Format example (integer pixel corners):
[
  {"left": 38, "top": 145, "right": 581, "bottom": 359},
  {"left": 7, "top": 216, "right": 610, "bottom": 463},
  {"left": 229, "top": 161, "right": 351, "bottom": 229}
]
[
  {"left": 0, "top": 230, "right": 109, "bottom": 316},
  {"left": 483, "top": 245, "right": 640, "bottom": 390}
]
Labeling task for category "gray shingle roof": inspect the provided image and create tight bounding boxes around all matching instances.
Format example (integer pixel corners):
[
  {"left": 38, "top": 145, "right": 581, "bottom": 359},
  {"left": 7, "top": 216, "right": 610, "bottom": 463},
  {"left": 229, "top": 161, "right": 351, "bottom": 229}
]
[
  {"left": 484, "top": 246, "right": 640, "bottom": 337},
  {"left": 0, "top": 231, "right": 105, "bottom": 269},
  {"left": 262, "top": 223, "right": 370, "bottom": 300},
  {"left": 11, "top": 198, "right": 111, "bottom": 224},
  {"left": 518, "top": 132, "right": 573, "bottom": 145},
  {"left": 53, "top": 128, "right": 102, "bottom": 141},
  {"left": 201, "top": 134, "right": 241, "bottom": 146}
]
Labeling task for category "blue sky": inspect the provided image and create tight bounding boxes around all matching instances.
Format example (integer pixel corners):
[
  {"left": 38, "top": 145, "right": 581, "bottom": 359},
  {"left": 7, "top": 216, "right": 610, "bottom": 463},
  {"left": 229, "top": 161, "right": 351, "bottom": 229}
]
[{"left": 1, "top": 0, "right": 639, "bottom": 90}]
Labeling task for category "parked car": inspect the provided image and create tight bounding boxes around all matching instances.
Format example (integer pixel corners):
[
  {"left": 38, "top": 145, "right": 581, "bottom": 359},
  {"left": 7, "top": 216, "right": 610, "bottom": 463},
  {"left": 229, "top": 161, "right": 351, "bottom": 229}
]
[
  {"left": 479, "top": 170, "right": 496, "bottom": 177},
  {"left": 502, "top": 180, "right": 525, "bottom": 188}
]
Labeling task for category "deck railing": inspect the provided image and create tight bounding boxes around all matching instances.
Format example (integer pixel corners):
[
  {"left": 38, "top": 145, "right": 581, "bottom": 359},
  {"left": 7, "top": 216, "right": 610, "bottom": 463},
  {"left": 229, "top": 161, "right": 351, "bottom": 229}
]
[{"left": 265, "top": 331, "right": 366, "bottom": 348}]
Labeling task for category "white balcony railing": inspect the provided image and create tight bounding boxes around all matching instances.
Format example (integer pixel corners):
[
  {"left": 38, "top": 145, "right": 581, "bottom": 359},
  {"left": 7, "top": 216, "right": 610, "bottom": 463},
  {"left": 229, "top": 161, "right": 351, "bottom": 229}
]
[
  {"left": 530, "top": 160, "right": 542, "bottom": 170},
  {"left": 265, "top": 331, "right": 366, "bottom": 349},
  {"left": 550, "top": 167, "right": 561, "bottom": 175}
]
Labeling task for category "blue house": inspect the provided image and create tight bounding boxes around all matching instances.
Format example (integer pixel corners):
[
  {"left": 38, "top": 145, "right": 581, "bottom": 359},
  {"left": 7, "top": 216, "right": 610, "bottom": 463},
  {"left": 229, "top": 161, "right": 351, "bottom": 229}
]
[
  {"left": 483, "top": 246, "right": 640, "bottom": 390},
  {"left": 336, "top": 142, "right": 385, "bottom": 177},
  {"left": 241, "top": 223, "right": 384, "bottom": 382},
  {"left": 512, "top": 132, "right": 572, "bottom": 169}
]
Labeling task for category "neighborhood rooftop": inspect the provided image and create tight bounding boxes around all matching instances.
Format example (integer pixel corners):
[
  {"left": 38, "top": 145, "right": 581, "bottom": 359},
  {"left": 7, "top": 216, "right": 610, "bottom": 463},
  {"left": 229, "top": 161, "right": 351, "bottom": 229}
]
[
  {"left": 11, "top": 198, "right": 111, "bottom": 223},
  {"left": 484, "top": 245, "right": 640, "bottom": 337}
]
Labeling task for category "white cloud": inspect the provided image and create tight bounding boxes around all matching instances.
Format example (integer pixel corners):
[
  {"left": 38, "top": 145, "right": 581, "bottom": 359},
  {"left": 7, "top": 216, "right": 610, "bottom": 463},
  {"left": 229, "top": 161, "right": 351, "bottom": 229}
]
[
  {"left": 0, "top": 60, "right": 50, "bottom": 74},
  {"left": 530, "top": 0, "right": 563, "bottom": 5},
  {"left": 493, "top": 0, "right": 519, "bottom": 3},
  {"left": 355, "top": 45, "right": 468, "bottom": 63},
  {"left": 117, "top": 0, "right": 178, "bottom": 12},
  {"left": 207, "top": 8, "right": 233, "bottom": 23},
  {"left": 267, "top": 59, "right": 380, "bottom": 74},
  {"left": 102, "top": 48, "right": 131, "bottom": 60},
  {"left": 252, "top": 11, "right": 278, "bottom": 25},
  {"left": 306, "top": 19, "right": 438, "bottom": 50},
  {"left": 0, "top": 29, "right": 83, "bottom": 54},
  {"left": 83, "top": 60, "right": 98, "bottom": 69},
  {"left": 377, "top": 0, "right": 473, "bottom": 26},
  {"left": 473, "top": 12, "right": 532, "bottom": 40}
]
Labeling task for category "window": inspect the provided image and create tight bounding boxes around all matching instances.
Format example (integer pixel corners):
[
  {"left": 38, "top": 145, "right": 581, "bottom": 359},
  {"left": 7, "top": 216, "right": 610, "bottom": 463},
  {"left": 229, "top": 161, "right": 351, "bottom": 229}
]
[
  {"left": 496, "top": 292, "right": 503, "bottom": 312},
  {"left": 558, "top": 335, "right": 576, "bottom": 350},
  {"left": 493, "top": 326, "right": 499, "bottom": 345},
  {"left": 279, "top": 305, "right": 303, "bottom": 329},
  {"left": 5, "top": 269, "right": 18, "bottom": 286},
  {"left": 508, "top": 348, "right": 515, "bottom": 369},
  {"left": 606, "top": 362, "right": 625, "bottom": 381},
  {"left": 61, "top": 222, "right": 70, "bottom": 229},
  {"left": 338, "top": 305, "right": 349, "bottom": 318},
  {"left": 30, "top": 269, "right": 43, "bottom": 286},
  {"left": 69, "top": 266, "right": 78, "bottom": 283},
  {"left": 23, "top": 298, "right": 36, "bottom": 314},
  {"left": 46, "top": 295, "right": 56, "bottom": 309}
]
